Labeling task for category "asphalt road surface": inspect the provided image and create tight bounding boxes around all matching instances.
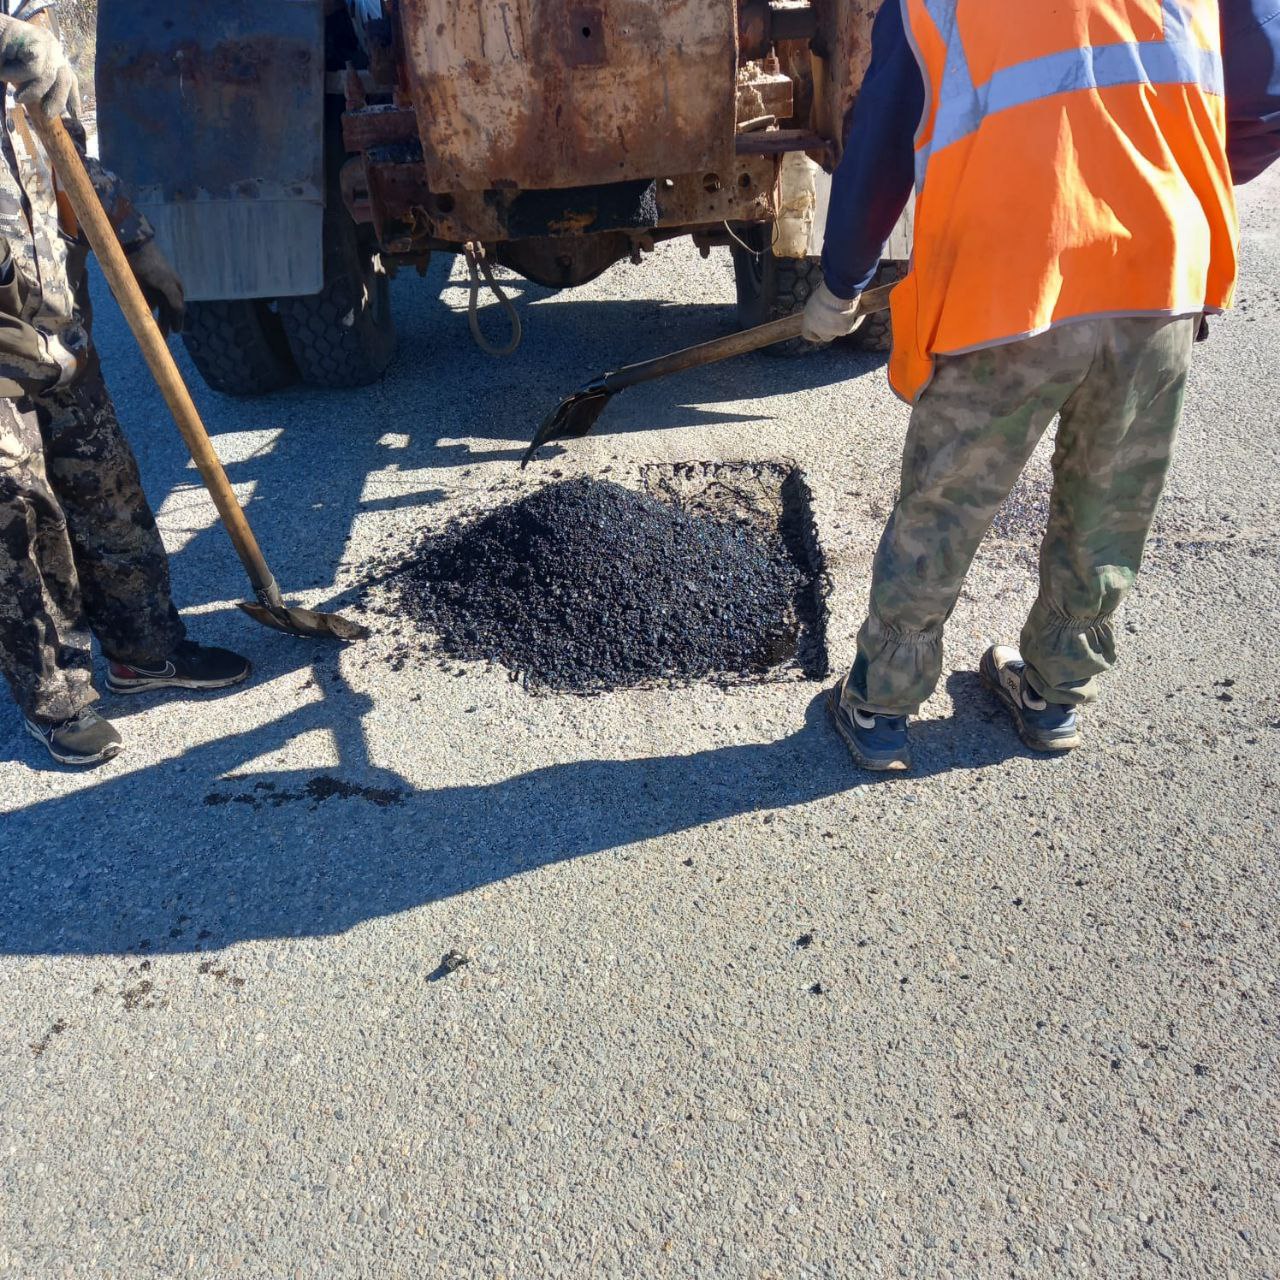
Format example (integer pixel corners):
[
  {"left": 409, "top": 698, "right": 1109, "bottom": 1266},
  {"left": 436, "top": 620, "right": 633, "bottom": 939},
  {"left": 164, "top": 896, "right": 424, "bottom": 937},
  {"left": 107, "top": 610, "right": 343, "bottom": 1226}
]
[{"left": 2, "top": 167, "right": 1278, "bottom": 1279}]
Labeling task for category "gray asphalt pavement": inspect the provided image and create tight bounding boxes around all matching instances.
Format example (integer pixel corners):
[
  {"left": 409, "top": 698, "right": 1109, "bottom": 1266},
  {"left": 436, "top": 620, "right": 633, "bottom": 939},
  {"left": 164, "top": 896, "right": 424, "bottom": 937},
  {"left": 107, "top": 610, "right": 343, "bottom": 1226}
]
[{"left": 2, "top": 167, "right": 1278, "bottom": 1278}]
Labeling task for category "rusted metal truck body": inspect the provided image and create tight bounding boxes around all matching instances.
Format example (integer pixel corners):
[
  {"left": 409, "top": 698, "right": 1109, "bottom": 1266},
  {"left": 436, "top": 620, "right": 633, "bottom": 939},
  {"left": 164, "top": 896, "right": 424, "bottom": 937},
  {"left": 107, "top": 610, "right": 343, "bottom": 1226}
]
[{"left": 97, "top": 0, "right": 908, "bottom": 396}]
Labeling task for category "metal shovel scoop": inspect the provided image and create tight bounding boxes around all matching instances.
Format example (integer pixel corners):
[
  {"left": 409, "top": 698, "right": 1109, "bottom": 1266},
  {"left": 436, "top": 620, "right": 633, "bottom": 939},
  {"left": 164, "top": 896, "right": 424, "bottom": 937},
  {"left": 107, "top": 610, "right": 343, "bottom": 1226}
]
[
  {"left": 521, "top": 281, "right": 894, "bottom": 467},
  {"left": 236, "top": 590, "right": 368, "bottom": 640},
  {"left": 36, "top": 113, "right": 367, "bottom": 641}
]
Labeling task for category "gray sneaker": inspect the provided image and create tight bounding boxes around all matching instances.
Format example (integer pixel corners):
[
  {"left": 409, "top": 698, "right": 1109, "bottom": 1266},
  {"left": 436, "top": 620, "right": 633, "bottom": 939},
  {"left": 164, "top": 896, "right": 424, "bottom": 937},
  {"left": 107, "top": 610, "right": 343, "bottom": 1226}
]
[
  {"left": 24, "top": 707, "right": 123, "bottom": 767},
  {"left": 979, "top": 645, "right": 1081, "bottom": 752}
]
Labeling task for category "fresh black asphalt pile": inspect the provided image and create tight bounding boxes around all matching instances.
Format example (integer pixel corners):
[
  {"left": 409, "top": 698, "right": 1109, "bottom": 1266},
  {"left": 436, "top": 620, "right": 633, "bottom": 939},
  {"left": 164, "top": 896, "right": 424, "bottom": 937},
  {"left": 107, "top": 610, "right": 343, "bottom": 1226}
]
[{"left": 391, "top": 478, "right": 804, "bottom": 692}]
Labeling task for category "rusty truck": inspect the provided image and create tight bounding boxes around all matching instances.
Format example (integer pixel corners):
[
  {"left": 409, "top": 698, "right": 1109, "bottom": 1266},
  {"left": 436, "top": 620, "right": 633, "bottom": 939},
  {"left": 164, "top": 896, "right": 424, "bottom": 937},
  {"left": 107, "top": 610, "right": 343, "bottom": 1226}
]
[{"left": 95, "top": 0, "right": 911, "bottom": 396}]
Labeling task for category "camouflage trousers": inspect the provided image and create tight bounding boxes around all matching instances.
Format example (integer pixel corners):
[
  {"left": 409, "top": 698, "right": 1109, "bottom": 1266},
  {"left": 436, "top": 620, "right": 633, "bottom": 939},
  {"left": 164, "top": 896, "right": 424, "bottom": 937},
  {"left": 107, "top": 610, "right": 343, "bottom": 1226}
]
[
  {"left": 0, "top": 360, "right": 184, "bottom": 723},
  {"left": 844, "top": 315, "right": 1197, "bottom": 716}
]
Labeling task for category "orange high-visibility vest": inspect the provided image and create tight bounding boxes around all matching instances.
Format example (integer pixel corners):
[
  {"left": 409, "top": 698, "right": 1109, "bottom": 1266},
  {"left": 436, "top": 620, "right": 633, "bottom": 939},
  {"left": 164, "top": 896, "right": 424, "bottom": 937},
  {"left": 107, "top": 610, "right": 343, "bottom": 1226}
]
[{"left": 889, "top": 0, "right": 1239, "bottom": 403}]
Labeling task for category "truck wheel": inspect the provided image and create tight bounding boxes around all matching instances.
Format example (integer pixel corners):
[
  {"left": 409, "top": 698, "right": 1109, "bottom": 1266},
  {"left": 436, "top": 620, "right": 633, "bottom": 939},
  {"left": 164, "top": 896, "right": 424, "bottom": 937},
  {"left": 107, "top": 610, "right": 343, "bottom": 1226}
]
[
  {"left": 181, "top": 299, "right": 299, "bottom": 396},
  {"left": 730, "top": 227, "right": 822, "bottom": 357},
  {"left": 850, "top": 260, "right": 907, "bottom": 353},
  {"left": 277, "top": 210, "right": 396, "bottom": 388}
]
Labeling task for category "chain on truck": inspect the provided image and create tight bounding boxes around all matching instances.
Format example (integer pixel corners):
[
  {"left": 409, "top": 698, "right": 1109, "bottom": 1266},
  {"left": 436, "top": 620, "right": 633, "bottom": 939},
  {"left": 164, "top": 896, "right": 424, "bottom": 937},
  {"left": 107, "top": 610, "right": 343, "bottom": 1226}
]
[{"left": 95, "top": 0, "right": 913, "bottom": 397}]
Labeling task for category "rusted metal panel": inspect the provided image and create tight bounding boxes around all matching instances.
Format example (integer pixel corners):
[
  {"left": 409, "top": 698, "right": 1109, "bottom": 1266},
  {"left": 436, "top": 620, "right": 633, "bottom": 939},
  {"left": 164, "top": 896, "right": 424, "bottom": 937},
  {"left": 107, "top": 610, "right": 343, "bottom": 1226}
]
[
  {"left": 736, "top": 64, "right": 795, "bottom": 124},
  {"left": 396, "top": 0, "right": 739, "bottom": 191},
  {"left": 653, "top": 158, "right": 777, "bottom": 227},
  {"left": 96, "top": 0, "right": 325, "bottom": 300},
  {"left": 342, "top": 105, "right": 420, "bottom": 152},
  {"left": 390, "top": 155, "right": 778, "bottom": 244},
  {"left": 736, "top": 128, "right": 832, "bottom": 164},
  {"left": 811, "top": 0, "right": 879, "bottom": 159},
  {"left": 565, "top": 5, "right": 608, "bottom": 65},
  {"left": 363, "top": 147, "right": 434, "bottom": 250}
]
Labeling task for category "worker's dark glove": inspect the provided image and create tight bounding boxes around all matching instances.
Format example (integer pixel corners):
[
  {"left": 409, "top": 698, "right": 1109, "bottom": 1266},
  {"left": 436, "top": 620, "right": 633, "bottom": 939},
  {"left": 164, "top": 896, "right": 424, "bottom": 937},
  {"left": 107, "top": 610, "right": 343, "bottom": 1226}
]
[
  {"left": 0, "top": 16, "right": 78, "bottom": 120},
  {"left": 802, "top": 280, "right": 864, "bottom": 344},
  {"left": 126, "top": 240, "right": 186, "bottom": 336}
]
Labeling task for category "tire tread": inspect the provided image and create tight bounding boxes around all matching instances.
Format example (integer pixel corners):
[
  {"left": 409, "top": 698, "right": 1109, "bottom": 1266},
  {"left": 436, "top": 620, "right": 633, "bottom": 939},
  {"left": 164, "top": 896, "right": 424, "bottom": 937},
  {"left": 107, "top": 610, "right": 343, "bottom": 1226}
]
[
  {"left": 277, "top": 211, "right": 396, "bottom": 389},
  {"left": 181, "top": 299, "right": 298, "bottom": 397}
]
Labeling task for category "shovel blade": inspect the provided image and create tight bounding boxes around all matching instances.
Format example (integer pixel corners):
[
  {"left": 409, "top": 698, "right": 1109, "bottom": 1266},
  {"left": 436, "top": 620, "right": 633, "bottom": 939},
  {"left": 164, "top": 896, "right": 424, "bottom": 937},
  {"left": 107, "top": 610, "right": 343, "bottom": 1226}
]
[
  {"left": 521, "top": 386, "right": 614, "bottom": 467},
  {"left": 237, "top": 600, "right": 370, "bottom": 641}
]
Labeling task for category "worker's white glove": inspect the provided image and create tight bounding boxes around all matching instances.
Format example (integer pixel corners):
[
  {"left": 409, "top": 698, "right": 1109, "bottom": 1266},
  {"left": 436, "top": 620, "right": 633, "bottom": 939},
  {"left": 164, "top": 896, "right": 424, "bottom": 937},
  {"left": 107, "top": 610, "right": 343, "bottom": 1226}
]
[
  {"left": 126, "top": 240, "right": 186, "bottom": 336},
  {"left": 802, "top": 281, "right": 863, "bottom": 344},
  {"left": 0, "top": 15, "right": 78, "bottom": 120},
  {"left": 40, "top": 326, "right": 88, "bottom": 389}
]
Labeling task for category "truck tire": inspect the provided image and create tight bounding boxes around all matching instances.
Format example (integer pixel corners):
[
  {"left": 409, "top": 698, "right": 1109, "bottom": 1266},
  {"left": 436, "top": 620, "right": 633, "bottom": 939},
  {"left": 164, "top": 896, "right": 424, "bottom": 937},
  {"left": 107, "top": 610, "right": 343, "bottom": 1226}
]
[
  {"left": 181, "top": 299, "right": 299, "bottom": 396},
  {"left": 730, "top": 228, "right": 822, "bottom": 357},
  {"left": 277, "top": 209, "right": 396, "bottom": 389},
  {"left": 851, "top": 260, "right": 908, "bottom": 353}
]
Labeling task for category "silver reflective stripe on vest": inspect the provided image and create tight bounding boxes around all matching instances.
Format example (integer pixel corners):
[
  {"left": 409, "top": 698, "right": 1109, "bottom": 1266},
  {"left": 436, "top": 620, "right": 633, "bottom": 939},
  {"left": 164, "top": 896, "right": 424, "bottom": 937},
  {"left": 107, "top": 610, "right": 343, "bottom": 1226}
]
[
  {"left": 1162, "top": 0, "right": 1193, "bottom": 41},
  {"left": 916, "top": 0, "right": 1225, "bottom": 174}
]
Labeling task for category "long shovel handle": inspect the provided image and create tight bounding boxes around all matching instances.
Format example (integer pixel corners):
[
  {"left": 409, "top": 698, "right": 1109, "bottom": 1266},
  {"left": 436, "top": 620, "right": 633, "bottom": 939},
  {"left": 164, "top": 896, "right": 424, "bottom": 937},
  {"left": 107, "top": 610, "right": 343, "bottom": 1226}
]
[
  {"left": 32, "top": 112, "right": 282, "bottom": 605},
  {"left": 600, "top": 279, "right": 896, "bottom": 394}
]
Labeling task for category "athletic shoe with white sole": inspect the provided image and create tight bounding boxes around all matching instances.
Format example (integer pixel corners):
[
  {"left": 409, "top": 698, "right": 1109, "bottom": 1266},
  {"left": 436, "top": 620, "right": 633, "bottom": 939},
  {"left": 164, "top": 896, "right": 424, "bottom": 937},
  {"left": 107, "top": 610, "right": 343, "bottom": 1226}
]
[
  {"left": 826, "top": 673, "right": 912, "bottom": 772},
  {"left": 106, "top": 639, "right": 251, "bottom": 695},
  {"left": 979, "top": 644, "right": 1081, "bottom": 752},
  {"left": 24, "top": 707, "right": 122, "bottom": 767}
]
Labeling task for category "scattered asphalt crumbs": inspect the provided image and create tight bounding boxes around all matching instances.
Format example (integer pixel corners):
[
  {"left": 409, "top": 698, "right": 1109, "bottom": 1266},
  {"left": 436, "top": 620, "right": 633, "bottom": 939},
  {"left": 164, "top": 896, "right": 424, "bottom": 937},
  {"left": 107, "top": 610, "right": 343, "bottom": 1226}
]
[{"left": 387, "top": 476, "right": 811, "bottom": 693}]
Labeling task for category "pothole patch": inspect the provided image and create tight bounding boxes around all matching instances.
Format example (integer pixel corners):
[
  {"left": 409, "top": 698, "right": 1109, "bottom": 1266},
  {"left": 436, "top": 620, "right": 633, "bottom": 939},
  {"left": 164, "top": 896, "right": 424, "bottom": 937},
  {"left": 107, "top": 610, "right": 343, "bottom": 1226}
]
[
  {"left": 369, "top": 461, "right": 829, "bottom": 693},
  {"left": 637, "top": 460, "right": 829, "bottom": 680}
]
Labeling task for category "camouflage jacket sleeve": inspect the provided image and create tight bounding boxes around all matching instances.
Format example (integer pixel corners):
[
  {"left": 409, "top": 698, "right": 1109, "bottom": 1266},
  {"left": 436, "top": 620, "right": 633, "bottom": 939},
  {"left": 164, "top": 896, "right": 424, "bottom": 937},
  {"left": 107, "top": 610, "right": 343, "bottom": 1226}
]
[
  {"left": 0, "top": 244, "right": 64, "bottom": 395},
  {"left": 62, "top": 117, "right": 156, "bottom": 251}
]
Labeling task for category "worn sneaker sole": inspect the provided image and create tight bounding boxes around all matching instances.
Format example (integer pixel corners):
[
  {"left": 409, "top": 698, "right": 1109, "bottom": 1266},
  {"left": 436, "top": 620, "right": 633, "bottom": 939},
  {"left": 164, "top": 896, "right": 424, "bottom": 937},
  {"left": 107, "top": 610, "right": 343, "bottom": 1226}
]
[
  {"left": 24, "top": 720, "right": 123, "bottom": 767},
  {"left": 825, "top": 685, "right": 912, "bottom": 772},
  {"left": 105, "top": 667, "right": 251, "bottom": 696},
  {"left": 978, "top": 650, "right": 1081, "bottom": 753}
]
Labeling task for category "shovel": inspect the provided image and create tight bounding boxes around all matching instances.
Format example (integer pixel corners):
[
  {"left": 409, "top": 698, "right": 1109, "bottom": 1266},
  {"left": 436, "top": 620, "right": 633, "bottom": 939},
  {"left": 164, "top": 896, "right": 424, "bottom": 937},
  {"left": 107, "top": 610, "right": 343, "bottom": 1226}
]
[
  {"left": 33, "top": 113, "right": 367, "bottom": 641},
  {"left": 521, "top": 280, "right": 895, "bottom": 467}
]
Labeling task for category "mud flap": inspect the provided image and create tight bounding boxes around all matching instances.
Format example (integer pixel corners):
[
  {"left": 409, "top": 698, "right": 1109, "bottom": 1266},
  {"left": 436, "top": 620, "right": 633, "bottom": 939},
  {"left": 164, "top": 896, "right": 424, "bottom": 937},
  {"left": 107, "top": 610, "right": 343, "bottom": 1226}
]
[{"left": 95, "top": 0, "right": 325, "bottom": 301}]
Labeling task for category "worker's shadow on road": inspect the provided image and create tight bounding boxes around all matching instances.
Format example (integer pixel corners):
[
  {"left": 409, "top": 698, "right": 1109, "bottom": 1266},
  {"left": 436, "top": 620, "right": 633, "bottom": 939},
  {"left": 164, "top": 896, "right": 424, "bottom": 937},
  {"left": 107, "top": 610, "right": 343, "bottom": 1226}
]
[
  {"left": 0, "top": 678, "right": 1030, "bottom": 957},
  {"left": 0, "top": 261, "right": 952, "bottom": 956}
]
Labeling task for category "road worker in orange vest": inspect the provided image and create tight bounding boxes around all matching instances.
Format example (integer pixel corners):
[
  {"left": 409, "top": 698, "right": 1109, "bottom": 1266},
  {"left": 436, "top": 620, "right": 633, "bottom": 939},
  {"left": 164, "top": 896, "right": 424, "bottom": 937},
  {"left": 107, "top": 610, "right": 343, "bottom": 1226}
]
[{"left": 805, "top": 0, "right": 1279, "bottom": 772}]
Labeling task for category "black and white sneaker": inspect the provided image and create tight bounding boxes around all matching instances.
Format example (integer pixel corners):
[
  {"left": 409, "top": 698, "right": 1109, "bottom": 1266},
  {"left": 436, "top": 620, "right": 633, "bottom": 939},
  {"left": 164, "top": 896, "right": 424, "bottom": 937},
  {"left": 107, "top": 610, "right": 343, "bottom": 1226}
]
[
  {"left": 106, "top": 639, "right": 251, "bottom": 695},
  {"left": 24, "top": 707, "right": 123, "bottom": 767},
  {"left": 979, "top": 644, "right": 1081, "bottom": 752}
]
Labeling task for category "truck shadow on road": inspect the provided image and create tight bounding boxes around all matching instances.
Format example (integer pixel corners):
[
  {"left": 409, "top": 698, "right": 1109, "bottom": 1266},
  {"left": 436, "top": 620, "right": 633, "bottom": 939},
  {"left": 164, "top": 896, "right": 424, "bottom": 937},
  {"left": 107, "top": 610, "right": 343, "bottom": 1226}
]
[{"left": 0, "top": 680, "right": 1029, "bottom": 957}]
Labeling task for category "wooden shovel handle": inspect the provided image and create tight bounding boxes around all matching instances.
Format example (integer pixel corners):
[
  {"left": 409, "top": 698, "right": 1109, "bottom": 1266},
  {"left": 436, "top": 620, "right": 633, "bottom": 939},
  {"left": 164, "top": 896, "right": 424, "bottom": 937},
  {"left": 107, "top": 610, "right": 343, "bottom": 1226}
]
[
  {"left": 31, "top": 111, "right": 279, "bottom": 601},
  {"left": 601, "top": 279, "right": 897, "bottom": 394}
]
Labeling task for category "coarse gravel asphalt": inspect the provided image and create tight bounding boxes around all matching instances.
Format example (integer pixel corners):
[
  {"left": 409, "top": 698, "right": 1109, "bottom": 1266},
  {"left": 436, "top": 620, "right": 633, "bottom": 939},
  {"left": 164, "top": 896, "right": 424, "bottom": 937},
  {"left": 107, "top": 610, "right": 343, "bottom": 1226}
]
[
  {"left": 382, "top": 475, "right": 806, "bottom": 691},
  {"left": 1, "top": 166, "right": 1277, "bottom": 1279}
]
